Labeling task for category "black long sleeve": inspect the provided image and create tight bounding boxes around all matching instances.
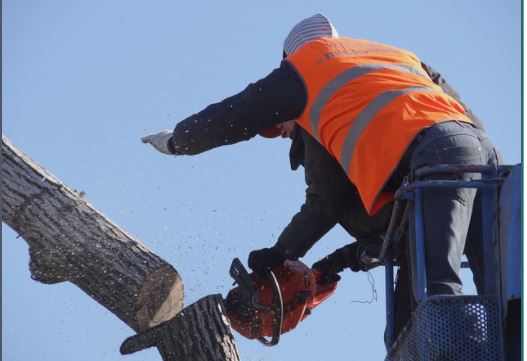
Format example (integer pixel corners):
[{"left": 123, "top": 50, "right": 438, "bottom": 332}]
[
  {"left": 275, "top": 129, "right": 354, "bottom": 259},
  {"left": 168, "top": 60, "right": 306, "bottom": 155},
  {"left": 276, "top": 128, "right": 391, "bottom": 259}
]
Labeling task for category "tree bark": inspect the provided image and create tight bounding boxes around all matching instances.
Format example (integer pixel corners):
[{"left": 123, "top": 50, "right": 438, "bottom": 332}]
[
  {"left": 121, "top": 294, "right": 241, "bottom": 361},
  {"left": 1, "top": 135, "right": 183, "bottom": 331}
]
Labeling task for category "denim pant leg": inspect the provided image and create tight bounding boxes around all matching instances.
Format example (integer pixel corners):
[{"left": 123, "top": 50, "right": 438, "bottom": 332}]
[
  {"left": 464, "top": 192, "right": 485, "bottom": 294},
  {"left": 462, "top": 127, "right": 501, "bottom": 294},
  {"left": 408, "top": 122, "right": 487, "bottom": 297}
]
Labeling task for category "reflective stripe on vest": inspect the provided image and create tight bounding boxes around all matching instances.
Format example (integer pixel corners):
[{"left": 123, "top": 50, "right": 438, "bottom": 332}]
[
  {"left": 309, "top": 63, "right": 431, "bottom": 142},
  {"left": 339, "top": 85, "right": 440, "bottom": 172}
]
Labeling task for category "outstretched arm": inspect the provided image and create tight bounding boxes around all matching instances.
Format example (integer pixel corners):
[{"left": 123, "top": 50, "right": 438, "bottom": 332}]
[{"left": 142, "top": 60, "right": 306, "bottom": 155}]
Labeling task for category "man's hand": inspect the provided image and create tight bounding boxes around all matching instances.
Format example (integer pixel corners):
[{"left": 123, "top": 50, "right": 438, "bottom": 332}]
[
  {"left": 141, "top": 130, "right": 174, "bottom": 155},
  {"left": 312, "top": 255, "right": 344, "bottom": 285},
  {"left": 312, "top": 241, "right": 381, "bottom": 285},
  {"left": 248, "top": 246, "right": 286, "bottom": 276}
]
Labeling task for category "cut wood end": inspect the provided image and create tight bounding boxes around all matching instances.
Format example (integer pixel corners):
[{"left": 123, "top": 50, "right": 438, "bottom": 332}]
[
  {"left": 136, "top": 265, "right": 184, "bottom": 331},
  {"left": 148, "top": 279, "right": 184, "bottom": 328}
]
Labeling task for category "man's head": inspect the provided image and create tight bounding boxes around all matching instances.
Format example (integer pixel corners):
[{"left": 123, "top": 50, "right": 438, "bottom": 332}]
[
  {"left": 260, "top": 14, "right": 339, "bottom": 139},
  {"left": 283, "top": 13, "right": 339, "bottom": 56}
]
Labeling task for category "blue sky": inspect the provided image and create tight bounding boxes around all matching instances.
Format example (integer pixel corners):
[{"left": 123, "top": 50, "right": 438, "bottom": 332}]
[{"left": 2, "top": 1, "right": 521, "bottom": 361}]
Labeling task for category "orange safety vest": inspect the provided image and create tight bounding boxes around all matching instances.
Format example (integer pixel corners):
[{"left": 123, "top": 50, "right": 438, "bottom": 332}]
[{"left": 286, "top": 38, "right": 472, "bottom": 215}]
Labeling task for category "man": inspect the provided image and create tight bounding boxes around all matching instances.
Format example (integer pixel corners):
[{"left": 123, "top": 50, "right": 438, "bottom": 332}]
[{"left": 143, "top": 14, "right": 499, "bottom": 338}]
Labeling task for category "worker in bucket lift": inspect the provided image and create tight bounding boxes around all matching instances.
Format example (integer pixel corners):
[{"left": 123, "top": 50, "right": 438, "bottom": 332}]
[{"left": 142, "top": 14, "right": 500, "bottom": 341}]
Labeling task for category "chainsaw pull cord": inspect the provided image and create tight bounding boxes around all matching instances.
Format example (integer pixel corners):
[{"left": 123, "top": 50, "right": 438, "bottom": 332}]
[{"left": 257, "top": 270, "right": 284, "bottom": 346}]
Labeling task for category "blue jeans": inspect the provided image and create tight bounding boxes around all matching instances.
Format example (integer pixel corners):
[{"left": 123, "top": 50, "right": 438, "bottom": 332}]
[
  {"left": 390, "top": 121, "right": 500, "bottom": 343},
  {"left": 408, "top": 121, "right": 500, "bottom": 297}
]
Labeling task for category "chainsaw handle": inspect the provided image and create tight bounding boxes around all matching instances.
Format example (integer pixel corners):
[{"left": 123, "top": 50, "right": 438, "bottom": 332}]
[{"left": 257, "top": 270, "right": 283, "bottom": 347}]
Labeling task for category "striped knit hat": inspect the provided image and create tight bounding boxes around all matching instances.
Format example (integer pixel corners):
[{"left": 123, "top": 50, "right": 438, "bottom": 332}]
[{"left": 283, "top": 13, "right": 339, "bottom": 55}]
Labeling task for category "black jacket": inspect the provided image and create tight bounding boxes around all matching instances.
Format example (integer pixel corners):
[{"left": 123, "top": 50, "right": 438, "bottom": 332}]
[
  {"left": 168, "top": 60, "right": 483, "bottom": 259},
  {"left": 276, "top": 126, "right": 392, "bottom": 259}
]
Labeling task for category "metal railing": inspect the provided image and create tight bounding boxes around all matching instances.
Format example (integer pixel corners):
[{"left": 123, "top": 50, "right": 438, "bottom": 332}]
[{"left": 362, "top": 164, "right": 514, "bottom": 360}]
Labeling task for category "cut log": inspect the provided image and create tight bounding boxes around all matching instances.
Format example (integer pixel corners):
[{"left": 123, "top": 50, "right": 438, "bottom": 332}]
[
  {"left": 121, "top": 294, "right": 241, "bottom": 361},
  {"left": 1, "top": 135, "right": 183, "bottom": 331}
]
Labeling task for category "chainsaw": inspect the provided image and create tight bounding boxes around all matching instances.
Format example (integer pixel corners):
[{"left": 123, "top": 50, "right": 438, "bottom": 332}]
[
  {"left": 224, "top": 258, "right": 338, "bottom": 346},
  {"left": 119, "top": 258, "right": 338, "bottom": 355}
]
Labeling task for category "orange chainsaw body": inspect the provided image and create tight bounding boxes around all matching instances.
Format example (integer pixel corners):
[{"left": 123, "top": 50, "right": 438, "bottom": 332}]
[{"left": 225, "top": 260, "right": 337, "bottom": 340}]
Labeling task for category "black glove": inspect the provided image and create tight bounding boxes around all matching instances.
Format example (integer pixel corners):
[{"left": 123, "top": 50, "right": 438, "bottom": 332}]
[
  {"left": 248, "top": 246, "right": 286, "bottom": 276},
  {"left": 312, "top": 254, "right": 345, "bottom": 285},
  {"left": 311, "top": 256, "right": 342, "bottom": 285},
  {"left": 312, "top": 243, "right": 365, "bottom": 285}
]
